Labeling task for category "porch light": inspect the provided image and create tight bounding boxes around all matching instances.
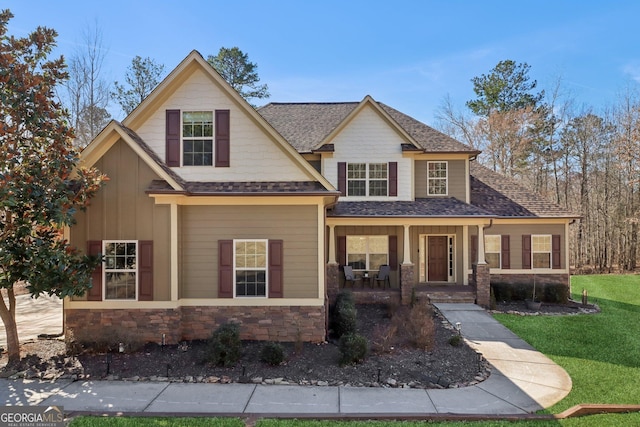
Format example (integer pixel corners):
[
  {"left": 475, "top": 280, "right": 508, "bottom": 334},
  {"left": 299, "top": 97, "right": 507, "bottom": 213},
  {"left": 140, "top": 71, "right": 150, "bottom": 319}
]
[{"left": 118, "top": 342, "right": 125, "bottom": 353}]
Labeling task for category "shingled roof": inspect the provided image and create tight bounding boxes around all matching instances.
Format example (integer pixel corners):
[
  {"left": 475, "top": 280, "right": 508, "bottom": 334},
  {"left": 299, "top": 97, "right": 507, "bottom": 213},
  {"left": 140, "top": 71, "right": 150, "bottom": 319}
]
[
  {"left": 470, "top": 162, "right": 578, "bottom": 218},
  {"left": 329, "top": 198, "right": 492, "bottom": 218},
  {"left": 258, "top": 100, "right": 479, "bottom": 154}
]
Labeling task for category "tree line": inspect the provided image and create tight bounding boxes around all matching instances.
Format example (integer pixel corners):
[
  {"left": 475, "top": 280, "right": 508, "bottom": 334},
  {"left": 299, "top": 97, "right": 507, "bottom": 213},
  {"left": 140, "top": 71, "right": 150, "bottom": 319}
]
[{"left": 437, "top": 60, "right": 640, "bottom": 273}]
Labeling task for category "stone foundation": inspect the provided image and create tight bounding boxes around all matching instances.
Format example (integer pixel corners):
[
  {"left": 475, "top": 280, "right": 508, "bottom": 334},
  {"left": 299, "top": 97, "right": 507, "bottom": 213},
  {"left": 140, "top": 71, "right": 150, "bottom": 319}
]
[
  {"left": 400, "top": 264, "right": 415, "bottom": 305},
  {"left": 65, "top": 304, "right": 326, "bottom": 348},
  {"left": 326, "top": 263, "right": 340, "bottom": 303},
  {"left": 474, "top": 263, "right": 491, "bottom": 308},
  {"left": 490, "top": 273, "right": 569, "bottom": 287}
]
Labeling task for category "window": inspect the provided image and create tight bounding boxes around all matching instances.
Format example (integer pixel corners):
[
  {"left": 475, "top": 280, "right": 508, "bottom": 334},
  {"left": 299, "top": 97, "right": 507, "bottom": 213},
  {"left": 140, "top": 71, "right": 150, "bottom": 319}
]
[
  {"left": 183, "top": 111, "right": 213, "bottom": 166},
  {"left": 347, "top": 163, "right": 388, "bottom": 196},
  {"left": 427, "top": 161, "right": 448, "bottom": 195},
  {"left": 104, "top": 241, "right": 137, "bottom": 300},
  {"left": 532, "top": 235, "right": 552, "bottom": 268},
  {"left": 485, "top": 235, "right": 501, "bottom": 268},
  {"left": 234, "top": 240, "right": 267, "bottom": 297},
  {"left": 346, "top": 236, "right": 388, "bottom": 271}
]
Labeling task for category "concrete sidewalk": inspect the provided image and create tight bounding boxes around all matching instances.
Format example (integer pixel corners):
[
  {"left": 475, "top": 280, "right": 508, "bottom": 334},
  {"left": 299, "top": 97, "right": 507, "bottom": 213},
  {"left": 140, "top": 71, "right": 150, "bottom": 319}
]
[
  {"left": 0, "top": 303, "right": 572, "bottom": 416},
  {"left": 0, "top": 294, "right": 62, "bottom": 349}
]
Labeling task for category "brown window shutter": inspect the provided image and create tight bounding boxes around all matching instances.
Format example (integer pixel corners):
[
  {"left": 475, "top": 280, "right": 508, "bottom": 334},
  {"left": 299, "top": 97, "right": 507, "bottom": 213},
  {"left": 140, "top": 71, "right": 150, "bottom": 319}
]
[
  {"left": 268, "top": 240, "right": 284, "bottom": 298},
  {"left": 470, "top": 235, "right": 477, "bottom": 265},
  {"left": 338, "top": 236, "right": 347, "bottom": 267},
  {"left": 218, "top": 240, "right": 233, "bottom": 298},
  {"left": 215, "top": 109, "right": 230, "bottom": 167},
  {"left": 138, "top": 240, "right": 153, "bottom": 301},
  {"left": 501, "top": 235, "right": 510, "bottom": 269},
  {"left": 389, "top": 162, "right": 398, "bottom": 196},
  {"left": 522, "top": 235, "right": 532, "bottom": 269},
  {"left": 388, "top": 235, "right": 398, "bottom": 270},
  {"left": 552, "top": 235, "right": 561, "bottom": 269},
  {"left": 338, "top": 162, "right": 346, "bottom": 196},
  {"left": 166, "top": 109, "right": 181, "bottom": 167},
  {"left": 87, "top": 240, "right": 103, "bottom": 301}
]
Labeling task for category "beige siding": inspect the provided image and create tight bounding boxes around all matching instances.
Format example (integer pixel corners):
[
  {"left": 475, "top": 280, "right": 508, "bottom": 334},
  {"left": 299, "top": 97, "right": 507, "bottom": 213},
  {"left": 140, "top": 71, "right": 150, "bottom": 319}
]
[
  {"left": 415, "top": 160, "right": 466, "bottom": 200},
  {"left": 471, "top": 223, "right": 566, "bottom": 269},
  {"left": 135, "top": 68, "right": 310, "bottom": 182},
  {"left": 181, "top": 205, "right": 319, "bottom": 299},
  {"left": 69, "top": 139, "right": 172, "bottom": 301}
]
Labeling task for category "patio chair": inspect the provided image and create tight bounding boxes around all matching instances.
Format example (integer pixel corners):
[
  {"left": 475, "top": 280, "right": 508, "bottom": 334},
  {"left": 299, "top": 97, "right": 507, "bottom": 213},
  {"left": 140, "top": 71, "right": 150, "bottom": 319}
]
[
  {"left": 343, "top": 265, "right": 360, "bottom": 288},
  {"left": 375, "top": 264, "right": 391, "bottom": 288}
]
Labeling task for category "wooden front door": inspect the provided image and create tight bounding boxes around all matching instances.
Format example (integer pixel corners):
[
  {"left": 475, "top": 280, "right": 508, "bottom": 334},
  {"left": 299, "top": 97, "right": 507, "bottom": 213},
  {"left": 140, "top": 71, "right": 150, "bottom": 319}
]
[{"left": 428, "top": 236, "right": 448, "bottom": 282}]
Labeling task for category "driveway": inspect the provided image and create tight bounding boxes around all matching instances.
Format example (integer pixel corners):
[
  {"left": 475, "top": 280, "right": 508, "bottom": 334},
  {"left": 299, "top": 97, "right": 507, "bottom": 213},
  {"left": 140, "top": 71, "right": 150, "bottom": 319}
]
[{"left": 0, "top": 294, "right": 62, "bottom": 348}]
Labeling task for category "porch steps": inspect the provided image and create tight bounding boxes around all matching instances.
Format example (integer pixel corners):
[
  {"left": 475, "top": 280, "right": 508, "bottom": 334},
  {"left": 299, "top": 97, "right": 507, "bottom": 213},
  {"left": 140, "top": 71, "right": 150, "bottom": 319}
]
[{"left": 415, "top": 285, "right": 476, "bottom": 304}]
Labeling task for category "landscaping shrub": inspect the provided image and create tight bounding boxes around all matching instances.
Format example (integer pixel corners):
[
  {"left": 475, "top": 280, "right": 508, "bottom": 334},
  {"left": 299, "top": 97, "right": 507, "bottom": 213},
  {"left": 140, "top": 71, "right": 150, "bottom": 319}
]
[
  {"left": 491, "top": 282, "right": 569, "bottom": 304},
  {"left": 260, "top": 341, "right": 285, "bottom": 366},
  {"left": 338, "top": 332, "right": 368, "bottom": 365},
  {"left": 448, "top": 334, "right": 462, "bottom": 347},
  {"left": 207, "top": 322, "right": 242, "bottom": 367},
  {"left": 370, "top": 323, "right": 398, "bottom": 353},
  {"left": 407, "top": 299, "right": 435, "bottom": 350},
  {"left": 330, "top": 290, "right": 357, "bottom": 338}
]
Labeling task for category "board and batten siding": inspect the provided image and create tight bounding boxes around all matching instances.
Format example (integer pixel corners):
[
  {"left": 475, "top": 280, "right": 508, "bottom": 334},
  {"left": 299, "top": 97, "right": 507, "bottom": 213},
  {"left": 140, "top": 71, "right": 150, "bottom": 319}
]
[
  {"left": 180, "top": 205, "right": 319, "bottom": 299},
  {"left": 415, "top": 160, "right": 467, "bottom": 201},
  {"left": 70, "top": 139, "right": 172, "bottom": 301},
  {"left": 323, "top": 105, "right": 412, "bottom": 201},
  {"left": 134, "top": 68, "right": 310, "bottom": 182}
]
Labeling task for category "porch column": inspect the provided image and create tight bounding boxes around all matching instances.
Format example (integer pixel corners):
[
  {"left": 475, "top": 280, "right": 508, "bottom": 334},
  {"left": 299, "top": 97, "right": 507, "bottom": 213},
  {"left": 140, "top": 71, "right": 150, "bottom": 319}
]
[
  {"left": 477, "top": 224, "right": 486, "bottom": 265},
  {"left": 328, "top": 224, "right": 337, "bottom": 264},
  {"left": 402, "top": 224, "right": 412, "bottom": 264}
]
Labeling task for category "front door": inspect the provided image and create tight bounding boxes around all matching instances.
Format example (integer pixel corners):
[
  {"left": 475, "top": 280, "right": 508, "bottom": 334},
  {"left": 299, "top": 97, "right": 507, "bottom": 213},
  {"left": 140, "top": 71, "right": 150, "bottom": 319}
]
[{"left": 428, "top": 236, "right": 448, "bottom": 282}]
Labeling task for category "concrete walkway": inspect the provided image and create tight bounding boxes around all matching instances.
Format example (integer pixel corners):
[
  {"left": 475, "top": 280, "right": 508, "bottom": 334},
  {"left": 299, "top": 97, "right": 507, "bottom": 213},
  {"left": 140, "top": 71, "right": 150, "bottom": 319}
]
[
  {"left": 0, "top": 294, "right": 62, "bottom": 348},
  {"left": 0, "top": 303, "right": 572, "bottom": 416}
]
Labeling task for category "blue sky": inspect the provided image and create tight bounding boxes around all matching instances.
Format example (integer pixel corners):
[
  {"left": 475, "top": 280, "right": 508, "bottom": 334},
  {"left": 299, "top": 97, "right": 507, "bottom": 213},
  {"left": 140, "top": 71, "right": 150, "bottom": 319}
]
[{"left": 4, "top": 1, "right": 640, "bottom": 124}]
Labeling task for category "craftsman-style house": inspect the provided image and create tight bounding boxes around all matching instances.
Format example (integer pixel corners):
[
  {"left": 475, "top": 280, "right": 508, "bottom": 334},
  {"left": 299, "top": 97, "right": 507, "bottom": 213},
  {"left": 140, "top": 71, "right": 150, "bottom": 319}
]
[{"left": 65, "top": 51, "right": 577, "bottom": 344}]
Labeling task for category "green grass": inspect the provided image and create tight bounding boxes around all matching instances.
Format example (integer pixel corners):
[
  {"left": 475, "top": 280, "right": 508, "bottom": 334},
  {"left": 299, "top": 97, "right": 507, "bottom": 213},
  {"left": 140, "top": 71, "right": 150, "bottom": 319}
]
[{"left": 68, "top": 275, "right": 640, "bottom": 426}]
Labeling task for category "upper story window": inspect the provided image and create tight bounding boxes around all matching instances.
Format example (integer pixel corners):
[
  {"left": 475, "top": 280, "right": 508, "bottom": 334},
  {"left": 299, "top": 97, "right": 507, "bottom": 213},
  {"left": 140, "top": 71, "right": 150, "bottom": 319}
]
[
  {"left": 104, "top": 241, "right": 137, "bottom": 300},
  {"left": 532, "top": 235, "right": 552, "bottom": 268},
  {"left": 183, "top": 111, "right": 213, "bottom": 166},
  {"left": 347, "top": 163, "right": 388, "bottom": 196},
  {"left": 427, "top": 161, "right": 448, "bottom": 195}
]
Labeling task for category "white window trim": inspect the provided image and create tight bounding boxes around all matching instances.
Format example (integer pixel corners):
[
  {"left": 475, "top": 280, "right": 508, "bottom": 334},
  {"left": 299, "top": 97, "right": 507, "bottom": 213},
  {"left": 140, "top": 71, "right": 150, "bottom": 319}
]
[
  {"left": 182, "top": 110, "right": 213, "bottom": 167},
  {"left": 346, "top": 235, "right": 389, "bottom": 272},
  {"left": 103, "top": 240, "right": 138, "bottom": 301},
  {"left": 427, "top": 161, "right": 448, "bottom": 196},
  {"left": 484, "top": 235, "right": 501, "bottom": 269},
  {"left": 347, "top": 163, "right": 388, "bottom": 197},
  {"left": 532, "top": 234, "right": 552, "bottom": 269},
  {"left": 233, "top": 238, "right": 268, "bottom": 298}
]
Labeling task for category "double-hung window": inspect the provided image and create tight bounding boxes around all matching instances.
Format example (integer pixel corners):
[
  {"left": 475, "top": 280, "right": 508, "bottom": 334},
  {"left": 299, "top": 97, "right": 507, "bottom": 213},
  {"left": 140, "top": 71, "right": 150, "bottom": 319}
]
[
  {"left": 104, "top": 241, "right": 137, "bottom": 300},
  {"left": 532, "top": 235, "right": 552, "bottom": 268},
  {"left": 183, "top": 111, "right": 213, "bottom": 166},
  {"left": 484, "top": 235, "right": 501, "bottom": 268},
  {"left": 347, "top": 163, "right": 388, "bottom": 196},
  {"left": 234, "top": 239, "right": 267, "bottom": 297},
  {"left": 427, "top": 161, "right": 448, "bottom": 195},
  {"left": 346, "top": 236, "right": 388, "bottom": 271}
]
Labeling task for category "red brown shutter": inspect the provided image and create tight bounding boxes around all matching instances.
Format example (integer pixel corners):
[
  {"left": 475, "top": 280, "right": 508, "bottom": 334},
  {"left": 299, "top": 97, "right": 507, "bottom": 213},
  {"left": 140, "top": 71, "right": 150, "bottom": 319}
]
[
  {"left": 218, "top": 240, "right": 233, "bottom": 298},
  {"left": 470, "top": 235, "right": 478, "bottom": 265},
  {"left": 338, "top": 162, "right": 346, "bottom": 196},
  {"left": 501, "top": 235, "right": 510, "bottom": 269},
  {"left": 389, "top": 162, "right": 398, "bottom": 197},
  {"left": 87, "top": 240, "right": 103, "bottom": 301},
  {"left": 338, "top": 236, "right": 347, "bottom": 266},
  {"left": 215, "top": 109, "right": 230, "bottom": 167},
  {"left": 268, "top": 240, "right": 284, "bottom": 298},
  {"left": 388, "top": 235, "right": 398, "bottom": 271},
  {"left": 138, "top": 240, "right": 153, "bottom": 301},
  {"left": 552, "top": 234, "right": 561, "bottom": 269},
  {"left": 166, "top": 109, "right": 181, "bottom": 167},
  {"left": 522, "top": 235, "right": 532, "bottom": 269}
]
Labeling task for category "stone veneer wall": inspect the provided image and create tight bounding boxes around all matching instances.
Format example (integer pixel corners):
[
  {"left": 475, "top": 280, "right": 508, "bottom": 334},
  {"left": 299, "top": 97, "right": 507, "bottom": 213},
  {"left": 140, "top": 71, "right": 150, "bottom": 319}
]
[
  {"left": 65, "top": 305, "right": 326, "bottom": 347},
  {"left": 489, "top": 273, "right": 569, "bottom": 287},
  {"left": 400, "top": 264, "right": 415, "bottom": 305}
]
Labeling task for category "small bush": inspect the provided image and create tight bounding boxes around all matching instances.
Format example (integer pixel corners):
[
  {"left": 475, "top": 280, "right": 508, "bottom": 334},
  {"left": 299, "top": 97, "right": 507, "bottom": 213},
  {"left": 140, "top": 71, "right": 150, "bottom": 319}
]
[
  {"left": 491, "top": 282, "right": 570, "bottom": 304},
  {"left": 339, "top": 333, "right": 368, "bottom": 365},
  {"left": 207, "top": 322, "right": 241, "bottom": 367},
  {"left": 371, "top": 323, "right": 398, "bottom": 353},
  {"left": 407, "top": 300, "right": 435, "bottom": 350},
  {"left": 448, "top": 334, "right": 462, "bottom": 347},
  {"left": 260, "top": 341, "right": 285, "bottom": 366},
  {"left": 66, "top": 328, "right": 144, "bottom": 354},
  {"left": 330, "top": 290, "right": 357, "bottom": 338}
]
